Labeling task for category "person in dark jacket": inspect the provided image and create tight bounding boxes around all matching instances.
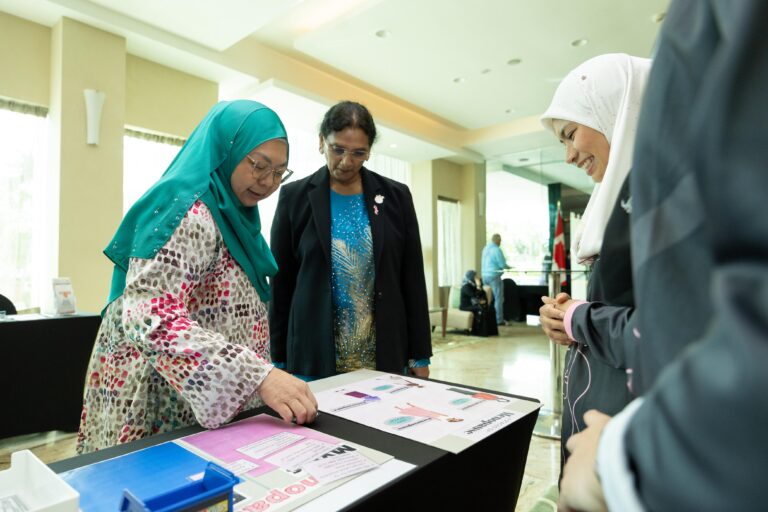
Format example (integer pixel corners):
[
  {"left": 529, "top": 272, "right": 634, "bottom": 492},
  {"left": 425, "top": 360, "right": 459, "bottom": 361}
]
[
  {"left": 559, "top": 2, "right": 768, "bottom": 510},
  {"left": 269, "top": 101, "right": 432, "bottom": 380},
  {"left": 538, "top": 53, "right": 651, "bottom": 469}
]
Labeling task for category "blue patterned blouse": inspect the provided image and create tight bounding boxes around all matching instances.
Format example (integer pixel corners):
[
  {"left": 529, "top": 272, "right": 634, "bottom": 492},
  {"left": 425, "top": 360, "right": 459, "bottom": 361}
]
[{"left": 330, "top": 190, "right": 377, "bottom": 372}]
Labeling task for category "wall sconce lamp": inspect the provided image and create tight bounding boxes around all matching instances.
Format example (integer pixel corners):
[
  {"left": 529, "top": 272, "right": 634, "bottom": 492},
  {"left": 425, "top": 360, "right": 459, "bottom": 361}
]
[{"left": 83, "top": 89, "right": 106, "bottom": 145}]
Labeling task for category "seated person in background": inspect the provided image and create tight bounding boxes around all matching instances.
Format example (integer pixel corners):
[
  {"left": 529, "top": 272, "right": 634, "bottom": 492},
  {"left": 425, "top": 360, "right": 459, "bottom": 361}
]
[
  {"left": 0, "top": 293, "right": 17, "bottom": 315},
  {"left": 459, "top": 270, "right": 497, "bottom": 337}
]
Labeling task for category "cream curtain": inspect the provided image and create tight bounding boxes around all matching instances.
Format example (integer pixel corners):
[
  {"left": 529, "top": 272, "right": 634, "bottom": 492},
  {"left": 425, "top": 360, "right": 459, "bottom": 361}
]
[{"left": 437, "top": 198, "right": 461, "bottom": 287}]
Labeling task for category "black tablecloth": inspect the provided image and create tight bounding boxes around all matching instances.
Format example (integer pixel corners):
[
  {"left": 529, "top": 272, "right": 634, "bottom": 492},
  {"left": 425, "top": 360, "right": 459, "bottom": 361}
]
[
  {"left": 0, "top": 314, "right": 100, "bottom": 438},
  {"left": 50, "top": 378, "right": 539, "bottom": 511}
]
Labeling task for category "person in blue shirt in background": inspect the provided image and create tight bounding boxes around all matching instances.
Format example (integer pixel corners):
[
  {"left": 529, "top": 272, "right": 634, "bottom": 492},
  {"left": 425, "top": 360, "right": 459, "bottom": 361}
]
[{"left": 481, "top": 234, "right": 508, "bottom": 326}]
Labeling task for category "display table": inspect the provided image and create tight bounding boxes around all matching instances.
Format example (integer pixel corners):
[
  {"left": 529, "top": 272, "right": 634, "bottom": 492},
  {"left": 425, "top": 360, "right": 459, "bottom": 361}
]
[
  {"left": 50, "top": 374, "right": 540, "bottom": 510},
  {"left": 0, "top": 313, "right": 101, "bottom": 439}
]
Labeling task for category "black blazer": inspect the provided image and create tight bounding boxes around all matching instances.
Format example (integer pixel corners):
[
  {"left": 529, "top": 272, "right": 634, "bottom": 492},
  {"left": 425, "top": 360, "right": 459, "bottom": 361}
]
[{"left": 269, "top": 166, "right": 432, "bottom": 377}]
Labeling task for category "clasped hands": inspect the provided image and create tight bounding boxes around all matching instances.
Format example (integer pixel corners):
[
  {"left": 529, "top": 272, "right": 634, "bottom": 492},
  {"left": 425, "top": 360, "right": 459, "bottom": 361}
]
[{"left": 539, "top": 292, "right": 578, "bottom": 346}]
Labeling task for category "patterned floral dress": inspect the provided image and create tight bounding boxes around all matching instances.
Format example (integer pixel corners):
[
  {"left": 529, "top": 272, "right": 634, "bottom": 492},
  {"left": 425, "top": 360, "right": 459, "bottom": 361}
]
[{"left": 77, "top": 201, "right": 273, "bottom": 454}]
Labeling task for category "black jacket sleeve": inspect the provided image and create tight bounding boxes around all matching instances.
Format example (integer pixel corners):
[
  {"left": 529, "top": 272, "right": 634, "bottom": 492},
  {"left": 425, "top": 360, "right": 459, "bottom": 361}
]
[
  {"left": 623, "top": 2, "right": 768, "bottom": 509},
  {"left": 268, "top": 185, "right": 296, "bottom": 363},
  {"left": 569, "top": 175, "right": 634, "bottom": 370},
  {"left": 569, "top": 302, "right": 631, "bottom": 370}
]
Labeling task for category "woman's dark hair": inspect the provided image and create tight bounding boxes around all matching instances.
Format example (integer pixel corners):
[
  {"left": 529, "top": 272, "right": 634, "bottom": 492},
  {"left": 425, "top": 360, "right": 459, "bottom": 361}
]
[{"left": 319, "top": 101, "right": 378, "bottom": 147}]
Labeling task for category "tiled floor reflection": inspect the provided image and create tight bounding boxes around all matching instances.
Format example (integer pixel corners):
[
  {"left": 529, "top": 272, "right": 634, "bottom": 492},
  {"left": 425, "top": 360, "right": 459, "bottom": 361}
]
[
  {"left": 431, "top": 324, "right": 560, "bottom": 511},
  {"left": 0, "top": 324, "right": 560, "bottom": 510},
  {"left": 0, "top": 430, "right": 77, "bottom": 472}
]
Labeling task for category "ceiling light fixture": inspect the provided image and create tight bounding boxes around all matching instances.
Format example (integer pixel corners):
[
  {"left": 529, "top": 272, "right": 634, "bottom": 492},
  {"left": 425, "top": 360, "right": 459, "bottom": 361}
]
[
  {"left": 652, "top": 12, "right": 666, "bottom": 23},
  {"left": 389, "top": 143, "right": 398, "bottom": 149},
  {"left": 518, "top": 158, "right": 529, "bottom": 163},
  {"left": 507, "top": 58, "right": 522, "bottom": 66},
  {"left": 571, "top": 38, "right": 588, "bottom": 47},
  {"left": 375, "top": 29, "right": 391, "bottom": 38},
  {"left": 453, "top": 77, "right": 465, "bottom": 84}
]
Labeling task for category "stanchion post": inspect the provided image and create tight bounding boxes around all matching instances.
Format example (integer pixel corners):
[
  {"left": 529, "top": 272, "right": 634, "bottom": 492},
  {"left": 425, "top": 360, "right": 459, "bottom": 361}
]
[{"left": 533, "top": 270, "right": 563, "bottom": 439}]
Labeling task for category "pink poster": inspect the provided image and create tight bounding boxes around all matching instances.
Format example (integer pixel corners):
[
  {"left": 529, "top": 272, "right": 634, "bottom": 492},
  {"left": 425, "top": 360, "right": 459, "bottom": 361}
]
[{"left": 181, "top": 414, "right": 340, "bottom": 478}]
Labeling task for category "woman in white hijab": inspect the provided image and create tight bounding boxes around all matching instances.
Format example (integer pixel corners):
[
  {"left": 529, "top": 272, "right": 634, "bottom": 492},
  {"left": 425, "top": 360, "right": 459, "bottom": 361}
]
[{"left": 539, "top": 53, "right": 651, "bottom": 469}]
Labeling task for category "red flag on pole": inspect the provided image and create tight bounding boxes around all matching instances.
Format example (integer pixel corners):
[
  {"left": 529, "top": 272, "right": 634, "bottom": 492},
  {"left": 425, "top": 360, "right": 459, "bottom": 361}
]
[{"left": 552, "top": 202, "right": 567, "bottom": 286}]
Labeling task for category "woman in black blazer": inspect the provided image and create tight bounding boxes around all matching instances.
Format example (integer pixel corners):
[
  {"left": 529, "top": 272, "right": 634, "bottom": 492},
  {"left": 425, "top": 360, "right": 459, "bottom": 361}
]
[{"left": 269, "top": 101, "right": 432, "bottom": 379}]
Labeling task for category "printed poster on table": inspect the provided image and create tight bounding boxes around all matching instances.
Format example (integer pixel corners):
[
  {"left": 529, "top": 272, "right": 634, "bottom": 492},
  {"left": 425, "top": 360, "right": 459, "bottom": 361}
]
[
  {"left": 60, "top": 414, "right": 410, "bottom": 512},
  {"left": 315, "top": 371, "right": 541, "bottom": 454},
  {"left": 176, "top": 414, "right": 395, "bottom": 511}
]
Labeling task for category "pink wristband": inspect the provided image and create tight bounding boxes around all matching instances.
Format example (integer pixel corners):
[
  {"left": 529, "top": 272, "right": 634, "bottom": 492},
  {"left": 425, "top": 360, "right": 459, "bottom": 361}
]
[{"left": 563, "top": 301, "right": 589, "bottom": 342}]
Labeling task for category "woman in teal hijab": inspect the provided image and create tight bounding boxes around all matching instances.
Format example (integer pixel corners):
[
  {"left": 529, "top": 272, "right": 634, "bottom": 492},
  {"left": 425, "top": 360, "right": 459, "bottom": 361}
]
[{"left": 77, "top": 100, "right": 317, "bottom": 454}]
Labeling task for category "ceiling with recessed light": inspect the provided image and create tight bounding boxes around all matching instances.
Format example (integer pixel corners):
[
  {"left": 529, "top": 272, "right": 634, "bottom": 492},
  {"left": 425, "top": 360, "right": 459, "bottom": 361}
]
[
  {"left": 0, "top": 0, "right": 668, "bottom": 192},
  {"left": 291, "top": 0, "right": 664, "bottom": 130}
]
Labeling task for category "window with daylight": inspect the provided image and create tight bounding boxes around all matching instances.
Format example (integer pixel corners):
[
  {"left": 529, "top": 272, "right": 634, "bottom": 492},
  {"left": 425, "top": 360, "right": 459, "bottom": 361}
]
[
  {"left": 486, "top": 170, "right": 549, "bottom": 283},
  {"left": 367, "top": 152, "right": 411, "bottom": 188},
  {"left": 437, "top": 198, "right": 461, "bottom": 287},
  {"left": 0, "top": 100, "right": 50, "bottom": 311},
  {"left": 123, "top": 129, "right": 186, "bottom": 215}
]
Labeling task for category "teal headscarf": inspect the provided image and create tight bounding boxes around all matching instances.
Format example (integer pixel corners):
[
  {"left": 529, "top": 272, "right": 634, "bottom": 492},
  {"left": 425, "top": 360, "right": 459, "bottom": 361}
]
[{"left": 104, "top": 100, "right": 286, "bottom": 308}]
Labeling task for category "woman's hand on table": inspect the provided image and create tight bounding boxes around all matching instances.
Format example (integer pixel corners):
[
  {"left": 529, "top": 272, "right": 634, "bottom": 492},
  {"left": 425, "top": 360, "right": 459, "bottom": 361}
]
[{"left": 259, "top": 368, "right": 318, "bottom": 424}]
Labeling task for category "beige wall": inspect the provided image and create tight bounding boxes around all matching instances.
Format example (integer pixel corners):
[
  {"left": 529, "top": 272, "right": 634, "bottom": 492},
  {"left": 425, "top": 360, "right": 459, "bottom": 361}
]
[
  {"left": 1, "top": 11, "right": 489, "bottom": 313},
  {"left": 0, "top": 13, "right": 220, "bottom": 312},
  {"left": 126, "top": 55, "right": 217, "bottom": 138},
  {"left": 434, "top": 160, "right": 486, "bottom": 284},
  {"left": 411, "top": 161, "right": 436, "bottom": 305},
  {"left": 0, "top": 13, "right": 217, "bottom": 138},
  {"left": 412, "top": 159, "right": 486, "bottom": 306},
  {"left": 0, "top": 12, "right": 50, "bottom": 105},
  {"left": 460, "top": 162, "right": 487, "bottom": 275},
  {"left": 51, "top": 18, "right": 126, "bottom": 313},
  {"left": 433, "top": 159, "right": 462, "bottom": 198}
]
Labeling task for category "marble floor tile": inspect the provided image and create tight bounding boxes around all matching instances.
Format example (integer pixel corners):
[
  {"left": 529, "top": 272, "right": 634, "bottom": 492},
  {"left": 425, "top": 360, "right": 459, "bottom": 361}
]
[{"left": 0, "top": 431, "right": 77, "bottom": 470}]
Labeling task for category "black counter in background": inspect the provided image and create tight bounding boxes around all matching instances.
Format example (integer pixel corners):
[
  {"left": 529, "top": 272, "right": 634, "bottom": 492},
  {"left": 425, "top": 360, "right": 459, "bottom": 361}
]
[{"left": 0, "top": 313, "right": 100, "bottom": 439}]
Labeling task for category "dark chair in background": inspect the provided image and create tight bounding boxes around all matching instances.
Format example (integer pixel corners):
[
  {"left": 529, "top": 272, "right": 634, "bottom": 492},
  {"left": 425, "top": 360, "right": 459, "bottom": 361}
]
[
  {"left": 0, "top": 293, "right": 17, "bottom": 315},
  {"left": 502, "top": 279, "right": 551, "bottom": 321},
  {"left": 503, "top": 278, "right": 525, "bottom": 322},
  {"left": 518, "top": 284, "right": 549, "bottom": 317}
]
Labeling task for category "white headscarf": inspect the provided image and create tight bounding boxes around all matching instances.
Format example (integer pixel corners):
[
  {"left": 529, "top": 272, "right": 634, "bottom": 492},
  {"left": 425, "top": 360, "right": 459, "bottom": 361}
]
[{"left": 541, "top": 54, "right": 651, "bottom": 263}]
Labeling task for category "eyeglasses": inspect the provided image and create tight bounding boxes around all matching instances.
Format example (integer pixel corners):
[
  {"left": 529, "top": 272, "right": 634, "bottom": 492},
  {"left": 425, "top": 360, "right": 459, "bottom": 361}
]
[
  {"left": 325, "top": 142, "right": 369, "bottom": 161},
  {"left": 245, "top": 154, "right": 294, "bottom": 185}
]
